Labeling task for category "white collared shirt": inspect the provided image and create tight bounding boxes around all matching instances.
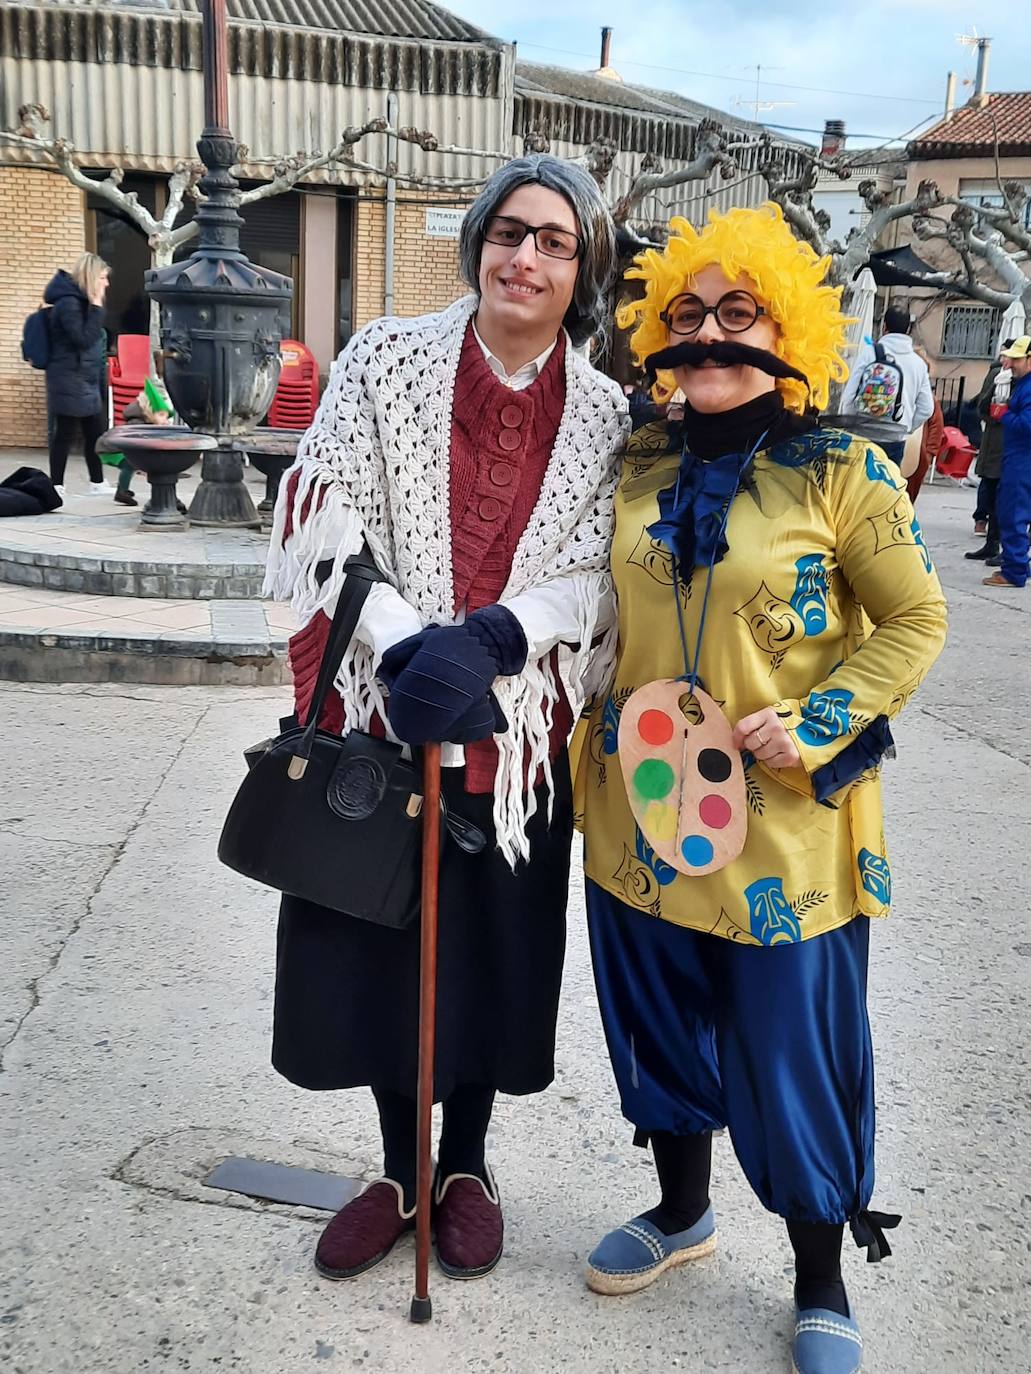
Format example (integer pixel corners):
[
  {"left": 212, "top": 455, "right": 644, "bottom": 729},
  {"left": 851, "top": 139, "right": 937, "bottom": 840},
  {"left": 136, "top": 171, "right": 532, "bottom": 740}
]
[{"left": 471, "top": 318, "right": 557, "bottom": 391}]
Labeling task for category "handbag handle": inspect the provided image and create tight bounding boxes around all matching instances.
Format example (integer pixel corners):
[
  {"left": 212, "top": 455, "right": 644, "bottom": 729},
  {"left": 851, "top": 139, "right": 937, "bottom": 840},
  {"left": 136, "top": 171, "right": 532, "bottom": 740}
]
[
  {"left": 288, "top": 550, "right": 384, "bottom": 779},
  {"left": 286, "top": 555, "right": 489, "bottom": 855}
]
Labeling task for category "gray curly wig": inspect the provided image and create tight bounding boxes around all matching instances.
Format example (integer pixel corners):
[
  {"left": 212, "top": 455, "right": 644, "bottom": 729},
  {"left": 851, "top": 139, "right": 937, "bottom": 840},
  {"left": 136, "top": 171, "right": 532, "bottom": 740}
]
[{"left": 458, "top": 155, "right": 617, "bottom": 347}]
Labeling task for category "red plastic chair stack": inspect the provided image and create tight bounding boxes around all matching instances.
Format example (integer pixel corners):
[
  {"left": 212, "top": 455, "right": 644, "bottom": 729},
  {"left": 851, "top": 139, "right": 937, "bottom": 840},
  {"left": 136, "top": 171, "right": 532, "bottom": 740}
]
[
  {"left": 932, "top": 425, "right": 977, "bottom": 482},
  {"left": 268, "top": 339, "right": 319, "bottom": 430},
  {"left": 108, "top": 333, "right": 152, "bottom": 426}
]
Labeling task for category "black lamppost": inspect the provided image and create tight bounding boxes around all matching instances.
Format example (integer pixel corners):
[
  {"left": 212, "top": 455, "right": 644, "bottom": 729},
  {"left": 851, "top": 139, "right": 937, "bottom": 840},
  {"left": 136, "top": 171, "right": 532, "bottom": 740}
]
[{"left": 145, "top": 0, "right": 293, "bottom": 527}]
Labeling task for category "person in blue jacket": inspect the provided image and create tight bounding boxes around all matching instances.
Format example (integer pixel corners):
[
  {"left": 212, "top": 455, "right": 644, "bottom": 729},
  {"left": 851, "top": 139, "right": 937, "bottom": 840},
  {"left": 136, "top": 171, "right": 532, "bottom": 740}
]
[
  {"left": 43, "top": 253, "right": 111, "bottom": 500},
  {"left": 984, "top": 335, "right": 1031, "bottom": 590}
]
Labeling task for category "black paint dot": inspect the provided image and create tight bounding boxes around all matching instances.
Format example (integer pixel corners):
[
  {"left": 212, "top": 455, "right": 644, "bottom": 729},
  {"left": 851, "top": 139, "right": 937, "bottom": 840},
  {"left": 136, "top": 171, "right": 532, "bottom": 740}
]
[{"left": 697, "top": 748, "right": 732, "bottom": 783}]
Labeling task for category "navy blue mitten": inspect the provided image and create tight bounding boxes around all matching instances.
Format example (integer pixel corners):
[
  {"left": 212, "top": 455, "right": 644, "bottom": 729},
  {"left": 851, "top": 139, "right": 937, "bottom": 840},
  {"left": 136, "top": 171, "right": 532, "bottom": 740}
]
[
  {"left": 378, "top": 607, "right": 527, "bottom": 746},
  {"left": 464, "top": 603, "right": 528, "bottom": 676},
  {"left": 379, "top": 623, "right": 498, "bottom": 745}
]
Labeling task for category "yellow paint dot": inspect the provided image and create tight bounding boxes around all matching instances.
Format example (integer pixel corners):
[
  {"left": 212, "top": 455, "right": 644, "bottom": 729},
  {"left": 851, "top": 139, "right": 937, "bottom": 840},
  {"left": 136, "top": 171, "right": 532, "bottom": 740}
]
[{"left": 644, "top": 801, "right": 679, "bottom": 843}]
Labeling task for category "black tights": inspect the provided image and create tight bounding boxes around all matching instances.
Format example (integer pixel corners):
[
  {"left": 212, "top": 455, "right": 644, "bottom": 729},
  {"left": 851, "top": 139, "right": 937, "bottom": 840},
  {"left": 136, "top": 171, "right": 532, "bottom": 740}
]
[
  {"left": 373, "top": 1084, "right": 496, "bottom": 1211},
  {"left": 49, "top": 412, "right": 106, "bottom": 486},
  {"left": 641, "top": 1130, "right": 848, "bottom": 1317}
]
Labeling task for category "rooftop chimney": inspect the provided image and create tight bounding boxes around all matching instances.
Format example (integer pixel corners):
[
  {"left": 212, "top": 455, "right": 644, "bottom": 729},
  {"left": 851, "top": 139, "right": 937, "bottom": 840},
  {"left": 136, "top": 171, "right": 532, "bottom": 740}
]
[
  {"left": 973, "top": 37, "right": 991, "bottom": 105},
  {"left": 944, "top": 71, "right": 956, "bottom": 117},
  {"left": 600, "top": 26, "right": 612, "bottom": 69},
  {"left": 821, "top": 119, "right": 846, "bottom": 157}
]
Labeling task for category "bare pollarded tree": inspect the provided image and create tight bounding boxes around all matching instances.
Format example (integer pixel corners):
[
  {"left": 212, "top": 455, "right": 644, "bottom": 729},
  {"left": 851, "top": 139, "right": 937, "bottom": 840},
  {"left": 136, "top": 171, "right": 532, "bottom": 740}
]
[
  {"left": 603, "top": 121, "right": 1029, "bottom": 316},
  {"left": 1, "top": 104, "right": 508, "bottom": 365},
  {"left": 6, "top": 101, "right": 1028, "bottom": 365}
]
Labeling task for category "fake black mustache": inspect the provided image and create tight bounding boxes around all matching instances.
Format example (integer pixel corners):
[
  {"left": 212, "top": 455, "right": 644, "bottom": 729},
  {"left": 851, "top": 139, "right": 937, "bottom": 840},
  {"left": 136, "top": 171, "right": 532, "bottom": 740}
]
[{"left": 644, "top": 339, "right": 809, "bottom": 389}]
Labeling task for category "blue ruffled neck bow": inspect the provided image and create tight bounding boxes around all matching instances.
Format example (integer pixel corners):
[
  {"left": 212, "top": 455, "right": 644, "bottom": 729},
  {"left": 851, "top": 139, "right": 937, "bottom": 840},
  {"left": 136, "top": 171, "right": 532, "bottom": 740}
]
[{"left": 648, "top": 443, "right": 758, "bottom": 573}]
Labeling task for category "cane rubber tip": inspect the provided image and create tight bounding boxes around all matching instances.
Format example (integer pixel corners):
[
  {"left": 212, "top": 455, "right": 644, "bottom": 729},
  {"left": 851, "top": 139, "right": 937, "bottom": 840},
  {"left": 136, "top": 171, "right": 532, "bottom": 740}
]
[{"left": 410, "top": 1295, "right": 432, "bottom": 1324}]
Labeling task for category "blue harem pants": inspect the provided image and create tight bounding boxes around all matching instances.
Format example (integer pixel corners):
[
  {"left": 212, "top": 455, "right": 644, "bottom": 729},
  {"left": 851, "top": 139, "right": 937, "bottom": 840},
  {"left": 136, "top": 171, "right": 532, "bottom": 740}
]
[{"left": 586, "top": 882, "right": 875, "bottom": 1227}]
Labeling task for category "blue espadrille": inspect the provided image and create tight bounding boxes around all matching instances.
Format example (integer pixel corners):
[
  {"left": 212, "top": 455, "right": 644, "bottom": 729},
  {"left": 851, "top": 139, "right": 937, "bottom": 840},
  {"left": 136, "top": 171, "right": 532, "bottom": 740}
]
[
  {"left": 584, "top": 1206, "right": 717, "bottom": 1295},
  {"left": 792, "top": 1303, "right": 863, "bottom": 1374}
]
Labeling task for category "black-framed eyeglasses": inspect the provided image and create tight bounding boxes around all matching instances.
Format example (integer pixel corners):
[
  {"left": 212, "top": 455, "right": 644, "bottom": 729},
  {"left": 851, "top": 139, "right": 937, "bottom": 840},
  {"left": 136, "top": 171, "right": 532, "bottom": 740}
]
[
  {"left": 482, "top": 215, "right": 582, "bottom": 261},
  {"left": 660, "top": 290, "right": 767, "bottom": 336}
]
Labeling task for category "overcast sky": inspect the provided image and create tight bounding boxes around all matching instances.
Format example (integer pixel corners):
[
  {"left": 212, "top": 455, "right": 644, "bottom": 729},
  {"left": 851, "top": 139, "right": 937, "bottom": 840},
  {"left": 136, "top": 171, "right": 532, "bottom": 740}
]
[{"left": 447, "top": 0, "right": 1030, "bottom": 148}]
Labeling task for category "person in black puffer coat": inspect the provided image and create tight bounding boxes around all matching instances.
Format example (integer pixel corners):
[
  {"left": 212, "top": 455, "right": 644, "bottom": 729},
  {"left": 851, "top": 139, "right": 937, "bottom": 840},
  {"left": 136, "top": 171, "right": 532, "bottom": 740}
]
[{"left": 43, "top": 254, "right": 111, "bottom": 498}]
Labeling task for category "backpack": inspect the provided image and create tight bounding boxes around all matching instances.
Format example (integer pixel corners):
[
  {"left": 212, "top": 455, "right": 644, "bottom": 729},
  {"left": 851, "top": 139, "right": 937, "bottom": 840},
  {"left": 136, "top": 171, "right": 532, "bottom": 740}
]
[
  {"left": 852, "top": 343, "right": 905, "bottom": 422},
  {"left": 21, "top": 306, "right": 51, "bottom": 370}
]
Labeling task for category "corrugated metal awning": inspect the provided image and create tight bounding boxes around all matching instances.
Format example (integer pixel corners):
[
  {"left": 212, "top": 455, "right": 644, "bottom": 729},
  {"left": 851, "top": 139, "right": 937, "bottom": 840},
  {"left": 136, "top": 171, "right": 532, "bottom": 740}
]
[
  {"left": 0, "top": 2, "right": 505, "bottom": 94},
  {"left": 17, "top": 0, "right": 496, "bottom": 44}
]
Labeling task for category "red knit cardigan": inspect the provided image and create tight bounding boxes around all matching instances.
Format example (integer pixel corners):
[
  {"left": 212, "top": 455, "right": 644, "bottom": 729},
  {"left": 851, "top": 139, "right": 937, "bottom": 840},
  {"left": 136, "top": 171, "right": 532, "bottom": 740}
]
[{"left": 287, "top": 321, "right": 573, "bottom": 793}]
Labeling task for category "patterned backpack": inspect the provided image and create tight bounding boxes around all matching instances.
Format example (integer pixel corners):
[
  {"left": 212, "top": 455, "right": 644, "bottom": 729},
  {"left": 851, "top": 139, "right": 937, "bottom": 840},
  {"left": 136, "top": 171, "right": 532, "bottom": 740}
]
[
  {"left": 852, "top": 346, "right": 907, "bottom": 420},
  {"left": 852, "top": 344, "right": 905, "bottom": 422}
]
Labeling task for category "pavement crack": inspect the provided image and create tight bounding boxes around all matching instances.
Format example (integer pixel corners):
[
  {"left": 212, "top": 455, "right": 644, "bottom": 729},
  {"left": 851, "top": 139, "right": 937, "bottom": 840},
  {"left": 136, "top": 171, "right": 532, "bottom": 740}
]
[
  {"left": 912, "top": 702, "right": 1031, "bottom": 771},
  {"left": 0, "top": 825, "right": 117, "bottom": 851},
  {"left": 109, "top": 1147, "right": 320, "bottom": 1226},
  {"left": 0, "top": 704, "right": 215, "bottom": 1073}
]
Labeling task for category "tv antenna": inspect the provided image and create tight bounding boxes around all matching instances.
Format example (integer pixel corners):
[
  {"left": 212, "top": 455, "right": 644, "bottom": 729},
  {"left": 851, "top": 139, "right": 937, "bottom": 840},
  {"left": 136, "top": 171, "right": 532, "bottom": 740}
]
[{"left": 738, "top": 64, "right": 790, "bottom": 122}]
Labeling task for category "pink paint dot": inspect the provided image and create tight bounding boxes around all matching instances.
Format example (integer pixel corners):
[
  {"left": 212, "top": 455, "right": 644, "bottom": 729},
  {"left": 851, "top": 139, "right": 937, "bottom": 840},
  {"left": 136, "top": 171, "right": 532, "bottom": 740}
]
[
  {"left": 699, "top": 793, "right": 733, "bottom": 830},
  {"left": 638, "top": 709, "right": 674, "bottom": 746}
]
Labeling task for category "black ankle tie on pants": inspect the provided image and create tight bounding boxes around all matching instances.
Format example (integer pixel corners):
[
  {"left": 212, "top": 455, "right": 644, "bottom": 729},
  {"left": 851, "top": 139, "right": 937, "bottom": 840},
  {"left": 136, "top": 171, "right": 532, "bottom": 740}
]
[{"left": 633, "top": 1128, "right": 899, "bottom": 1316}]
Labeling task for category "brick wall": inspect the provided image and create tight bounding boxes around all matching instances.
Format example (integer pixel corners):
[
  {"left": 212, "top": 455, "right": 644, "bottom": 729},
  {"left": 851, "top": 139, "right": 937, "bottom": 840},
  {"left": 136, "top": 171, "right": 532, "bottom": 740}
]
[
  {"left": 0, "top": 168, "right": 86, "bottom": 447},
  {"left": 353, "top": 191, "right": 472, "bottom": 330},
  {"left": 353, "top": 196, "right": 386, "bottom": 330}
]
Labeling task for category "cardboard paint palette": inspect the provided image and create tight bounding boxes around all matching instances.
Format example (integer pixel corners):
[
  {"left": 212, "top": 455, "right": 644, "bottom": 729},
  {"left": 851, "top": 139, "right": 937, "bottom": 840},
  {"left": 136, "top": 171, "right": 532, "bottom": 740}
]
[{"left": 618, "top": 680, "right": 747, "bottom": 877}]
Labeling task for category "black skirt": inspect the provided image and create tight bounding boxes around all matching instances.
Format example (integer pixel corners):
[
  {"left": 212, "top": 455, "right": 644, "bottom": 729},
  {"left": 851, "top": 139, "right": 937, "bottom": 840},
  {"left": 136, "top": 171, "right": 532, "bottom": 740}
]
[{"left": 271, "top": 752, "right": 573, "bottom": 1101}]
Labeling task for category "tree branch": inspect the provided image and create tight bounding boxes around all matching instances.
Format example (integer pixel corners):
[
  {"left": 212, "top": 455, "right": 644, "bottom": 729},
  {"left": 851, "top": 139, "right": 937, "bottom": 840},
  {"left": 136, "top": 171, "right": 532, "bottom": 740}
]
[
  {"left": 611, "top": 120, "right": 756, "bottom": 225},
  {"left": 939, "top": 192, "right": 1031, "bottom": 255},
  {"left": 0, "top": 128, "right": 162, "bottom": 236},
  {"left": 833, "top": 179, "right": 942, "bottom": 284}
]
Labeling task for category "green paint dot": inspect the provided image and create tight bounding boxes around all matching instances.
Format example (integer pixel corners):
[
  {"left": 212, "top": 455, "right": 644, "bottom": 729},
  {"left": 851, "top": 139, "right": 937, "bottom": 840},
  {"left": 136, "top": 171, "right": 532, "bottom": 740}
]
[{"left": 633, "top": 758, "right": 675, "bottom": 801}]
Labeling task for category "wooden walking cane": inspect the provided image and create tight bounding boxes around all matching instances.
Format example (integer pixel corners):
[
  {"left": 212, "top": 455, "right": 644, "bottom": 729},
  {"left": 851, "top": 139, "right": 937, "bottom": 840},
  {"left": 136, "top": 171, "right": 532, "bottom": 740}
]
[{"left": 409, "top": 742, "right": 442, "bottom": 1324}]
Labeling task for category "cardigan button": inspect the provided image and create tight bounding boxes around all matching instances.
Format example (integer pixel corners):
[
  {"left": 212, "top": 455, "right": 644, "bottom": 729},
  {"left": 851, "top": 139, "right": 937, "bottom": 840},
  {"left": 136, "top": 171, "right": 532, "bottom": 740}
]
[
  {"left": 478, "top": 497, "right": 503, "bottom": 522},
  {"left": 500, "top": 403, "right": 524, "bottom": 428},
  {"left": 498, "top": 428, "right": 522, "bottom": 452},
  {"left": 490, "top": 462, "right": 514, "bottom": 487}
]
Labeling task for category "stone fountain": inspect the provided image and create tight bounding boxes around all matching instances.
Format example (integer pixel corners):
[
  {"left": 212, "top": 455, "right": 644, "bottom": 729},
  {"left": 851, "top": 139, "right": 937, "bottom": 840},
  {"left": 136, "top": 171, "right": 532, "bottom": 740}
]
[{"left": 98, "top": 0, "right": 294, "bottom": 530}]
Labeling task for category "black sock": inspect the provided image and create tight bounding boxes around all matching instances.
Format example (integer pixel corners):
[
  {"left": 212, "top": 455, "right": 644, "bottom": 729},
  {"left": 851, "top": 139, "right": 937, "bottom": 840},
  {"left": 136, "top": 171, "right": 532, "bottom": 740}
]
[
  {"left": 437, "top": 1083, "right": 496, "bottom": 1184},
  {"left": 787, "top": 1219, "right": 848, "bottom": 1317},
  {"left": 372, "top": 1087, "right": 417, "bottom": 1211},
  {"left": 638, "top": 1130, "right": 712, "bottom": 1236}
]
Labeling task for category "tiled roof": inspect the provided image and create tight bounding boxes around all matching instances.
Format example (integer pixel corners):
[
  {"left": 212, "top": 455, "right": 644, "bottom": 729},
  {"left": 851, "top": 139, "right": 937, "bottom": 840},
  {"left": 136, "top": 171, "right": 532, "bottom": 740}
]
[
  {"left": 89, "top": 0, "right": 494, "bottom": 44},
  {"left": 909, "top": 92, "right": 1031, "bottom": 157}
]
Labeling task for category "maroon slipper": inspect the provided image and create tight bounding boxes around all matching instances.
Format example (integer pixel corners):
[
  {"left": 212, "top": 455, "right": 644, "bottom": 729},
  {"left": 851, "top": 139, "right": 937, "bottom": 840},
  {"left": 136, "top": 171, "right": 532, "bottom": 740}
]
[
  {"left": 434, "top": 1167, "right": 504, "bottom": 1279},
  {"left": 314, "top": 1179, "right": 415, "bottom": 1279}
]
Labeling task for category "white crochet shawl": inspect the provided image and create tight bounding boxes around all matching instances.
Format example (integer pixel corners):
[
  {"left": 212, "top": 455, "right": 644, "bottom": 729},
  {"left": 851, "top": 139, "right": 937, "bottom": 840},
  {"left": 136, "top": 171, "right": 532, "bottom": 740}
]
[{"left": 265, "top": 294, "right": 629, "bottom": 865}]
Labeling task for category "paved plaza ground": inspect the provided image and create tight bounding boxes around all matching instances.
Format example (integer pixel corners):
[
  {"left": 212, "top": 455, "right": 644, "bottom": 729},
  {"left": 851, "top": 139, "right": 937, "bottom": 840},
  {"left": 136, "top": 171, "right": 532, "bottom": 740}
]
[{"left": 0, "top": 477, "right": 1028, "bottom": 1373}]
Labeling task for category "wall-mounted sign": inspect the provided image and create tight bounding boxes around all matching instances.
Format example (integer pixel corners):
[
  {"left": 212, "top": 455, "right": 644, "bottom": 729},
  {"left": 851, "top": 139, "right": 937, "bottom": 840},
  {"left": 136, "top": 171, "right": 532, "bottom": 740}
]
[{"left": 425, "top": 208, "right": 466, "bottom": 239}]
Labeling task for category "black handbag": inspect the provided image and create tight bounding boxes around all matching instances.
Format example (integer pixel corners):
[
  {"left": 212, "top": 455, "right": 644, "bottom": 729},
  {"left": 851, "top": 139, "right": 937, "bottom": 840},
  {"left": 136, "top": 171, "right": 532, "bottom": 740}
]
[{"left": 217, "top": 553, "right": 483, "bottom": 928}]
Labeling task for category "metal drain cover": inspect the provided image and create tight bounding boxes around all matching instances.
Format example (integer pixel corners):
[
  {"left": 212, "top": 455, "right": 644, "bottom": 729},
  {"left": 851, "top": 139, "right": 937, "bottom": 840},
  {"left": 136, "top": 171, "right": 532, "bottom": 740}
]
[{"left": 204, "top": 1156, "right": 362, "bottom": 1212}]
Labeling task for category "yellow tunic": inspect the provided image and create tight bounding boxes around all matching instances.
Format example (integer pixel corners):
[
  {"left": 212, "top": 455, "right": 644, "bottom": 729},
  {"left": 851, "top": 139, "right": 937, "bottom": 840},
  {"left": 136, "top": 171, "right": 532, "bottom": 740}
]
[{"left": 576, "top": 421, "right": 948, "bottom": 944}]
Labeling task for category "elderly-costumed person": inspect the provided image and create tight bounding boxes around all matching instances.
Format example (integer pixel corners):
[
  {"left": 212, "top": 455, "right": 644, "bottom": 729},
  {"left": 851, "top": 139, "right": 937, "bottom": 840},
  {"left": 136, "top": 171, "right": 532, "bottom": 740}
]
[
  {"left": 576, "top": 206, "right": 946, "bottom": 1374},
  {"left": 264, "top": 156, "right": 628, "bottom": 1283}
]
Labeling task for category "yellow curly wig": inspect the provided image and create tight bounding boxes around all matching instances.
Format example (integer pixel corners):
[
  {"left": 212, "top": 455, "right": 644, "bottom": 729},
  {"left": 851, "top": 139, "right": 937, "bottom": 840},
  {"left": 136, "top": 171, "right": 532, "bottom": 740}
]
[{"left": 617, "top": 203, "right": 851, "bottom": 412}]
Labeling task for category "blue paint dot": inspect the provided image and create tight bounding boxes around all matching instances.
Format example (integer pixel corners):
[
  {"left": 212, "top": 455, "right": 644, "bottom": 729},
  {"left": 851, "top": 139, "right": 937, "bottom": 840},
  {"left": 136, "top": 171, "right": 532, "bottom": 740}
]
[{"left": 681, "top": 834, "right": 714, "bottom": 868}]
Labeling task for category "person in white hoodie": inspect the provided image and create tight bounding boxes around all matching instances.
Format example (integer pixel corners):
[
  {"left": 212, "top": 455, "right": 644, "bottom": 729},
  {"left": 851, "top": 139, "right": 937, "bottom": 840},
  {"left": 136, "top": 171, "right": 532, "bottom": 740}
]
[{"left": 840, "top": 305, "right": 935, "bottom": 465}]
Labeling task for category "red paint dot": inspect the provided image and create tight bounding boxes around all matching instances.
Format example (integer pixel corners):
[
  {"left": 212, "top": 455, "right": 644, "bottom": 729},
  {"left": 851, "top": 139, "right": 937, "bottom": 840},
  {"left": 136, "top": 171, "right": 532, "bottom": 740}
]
[
  {"left": 638, "top": 709, "right": 674, "bottom": 746},
  {"left": 699, "top": 793, "right": 733, "bottom": 830}
]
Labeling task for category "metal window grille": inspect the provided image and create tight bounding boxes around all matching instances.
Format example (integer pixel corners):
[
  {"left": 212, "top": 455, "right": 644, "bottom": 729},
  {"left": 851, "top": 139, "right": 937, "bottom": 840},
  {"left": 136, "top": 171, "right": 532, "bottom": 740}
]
[{"left": 940, "top": 305, "right": 1003, "bottom": 359}]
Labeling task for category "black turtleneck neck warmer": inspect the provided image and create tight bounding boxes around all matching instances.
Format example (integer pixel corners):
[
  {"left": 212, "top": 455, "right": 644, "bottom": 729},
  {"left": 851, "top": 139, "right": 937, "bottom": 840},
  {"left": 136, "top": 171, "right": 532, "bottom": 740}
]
[{"left": 676, "top": 389, "right": 817, "bottom": 461}]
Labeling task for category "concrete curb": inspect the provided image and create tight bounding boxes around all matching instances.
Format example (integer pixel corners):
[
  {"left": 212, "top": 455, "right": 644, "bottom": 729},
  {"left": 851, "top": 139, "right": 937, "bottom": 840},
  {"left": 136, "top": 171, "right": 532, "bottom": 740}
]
[
  {"left": 0, "top": 621, "right": 290, "bottom": 685},
  {"left": 0, "top": 542, "right": 266, "bottom": 600}
]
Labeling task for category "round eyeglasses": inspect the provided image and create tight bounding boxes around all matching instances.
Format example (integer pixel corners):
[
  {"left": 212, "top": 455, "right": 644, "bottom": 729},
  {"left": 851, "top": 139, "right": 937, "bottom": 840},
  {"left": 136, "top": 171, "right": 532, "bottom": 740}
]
[
  {"left": 483, "top": 215, "right": 582, "bottom": 262},
  {"left": 660, "top": 290, "right": 767, "bottom": 336}
]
